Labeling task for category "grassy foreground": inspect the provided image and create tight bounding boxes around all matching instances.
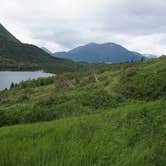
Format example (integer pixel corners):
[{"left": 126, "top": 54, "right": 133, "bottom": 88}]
[{"left": 0, "top": 100, "right": 165, "bottom": 166}]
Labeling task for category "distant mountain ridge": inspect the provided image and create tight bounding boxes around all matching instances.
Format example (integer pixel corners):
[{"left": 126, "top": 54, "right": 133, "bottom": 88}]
[
  {"left": 53, "top": 42, "right": 144, "bottom": 63},
  {"left": 0, "top": 23, "right": 82, "bottom": 73}
]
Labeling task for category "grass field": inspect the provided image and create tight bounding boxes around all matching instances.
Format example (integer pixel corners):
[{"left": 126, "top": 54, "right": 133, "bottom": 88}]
[{"left": 0, "top": 100, "right": 165, "bottom": 166}]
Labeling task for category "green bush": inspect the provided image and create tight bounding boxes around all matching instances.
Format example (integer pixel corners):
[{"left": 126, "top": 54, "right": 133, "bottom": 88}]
[
  {"left": 115, "top": 61, "right": 166, "bottom": 100},
  {"left": 79, "top": 90, "right": 122, "bottom": 109}
]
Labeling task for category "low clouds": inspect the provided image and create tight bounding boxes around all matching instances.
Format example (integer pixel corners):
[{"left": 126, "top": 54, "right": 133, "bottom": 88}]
[{"left": 0, "top": 0, "right": 166, "bottom": 55}]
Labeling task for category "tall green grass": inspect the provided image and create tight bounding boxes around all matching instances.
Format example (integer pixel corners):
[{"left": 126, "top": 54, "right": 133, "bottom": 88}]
[{"left": 0, "top": 100, "right": 165, "bottom": 166}]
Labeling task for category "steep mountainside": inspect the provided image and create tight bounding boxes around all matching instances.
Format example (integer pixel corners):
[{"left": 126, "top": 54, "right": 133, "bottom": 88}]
[
  {"left": 53, "top": 42, "right": 143, "bottom": 63},
  {"left": 0, "top": 24, "right": 20, "bottom": 43},
  {"left": 0, "top": 24, "right": 84, "bottom": 73}
]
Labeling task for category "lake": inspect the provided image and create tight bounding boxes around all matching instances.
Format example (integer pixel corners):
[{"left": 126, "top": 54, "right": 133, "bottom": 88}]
[{"left": 0, "top": 71, "right": 54, "bottom": 90}]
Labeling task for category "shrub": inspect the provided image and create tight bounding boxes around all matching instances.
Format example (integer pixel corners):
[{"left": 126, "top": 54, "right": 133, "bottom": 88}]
[
  {"left": 115, "top": 63, "right": 166, "bottom": 100},
  {"left": 79, "top": 90, "right": 122, "bottom": 109}
]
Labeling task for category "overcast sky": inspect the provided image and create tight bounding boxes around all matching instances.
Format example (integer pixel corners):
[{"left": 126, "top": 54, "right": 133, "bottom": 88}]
[{"left": 0, "top": 0, "right": 166, "bottom": 55}]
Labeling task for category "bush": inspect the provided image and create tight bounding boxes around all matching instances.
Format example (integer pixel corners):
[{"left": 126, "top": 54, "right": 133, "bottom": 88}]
[
  {"left": 17, "top": 94, "right": 29, "bottom": 102},
  {"left": 115, "top": 63, "right": 166, "bottom": 100},
  {"left": 78, "top": 90, "right": 122, "bottom": 109}
]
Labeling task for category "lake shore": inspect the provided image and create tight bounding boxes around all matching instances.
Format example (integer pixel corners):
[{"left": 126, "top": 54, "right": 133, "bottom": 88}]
[{"left": 0, "top": 71, "right": 54, "bottom": 90}]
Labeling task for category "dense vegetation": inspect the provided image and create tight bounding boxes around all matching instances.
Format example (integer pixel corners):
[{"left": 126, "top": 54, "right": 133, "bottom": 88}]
[
  {"left": 0, "top": 100, "right": 165, "bottom": 166},
  {"left": 0, "top": 56, "right": 165, "bottom": 165},
  {"left": 115, "top": 57, "right": 166, "bottom": 100}
]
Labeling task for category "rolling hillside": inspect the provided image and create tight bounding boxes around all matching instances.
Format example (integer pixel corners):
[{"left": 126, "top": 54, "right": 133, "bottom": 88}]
[
  {"left": 53, "top": 42, "right": 143, "bottom": 63},
  {"left": 0, "top": 57, "right": 165, "bottom": 165}
]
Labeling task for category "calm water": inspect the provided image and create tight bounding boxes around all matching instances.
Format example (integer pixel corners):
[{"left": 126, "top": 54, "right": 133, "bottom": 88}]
[{"left": 0, "top": 71, "right": 54, "bottom": 90}]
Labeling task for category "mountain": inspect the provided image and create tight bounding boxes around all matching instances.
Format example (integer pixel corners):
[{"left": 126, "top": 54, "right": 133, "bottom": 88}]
[
  {"left": 53, "top": 42, "right": 143, "bottom": 63},
  {"left": 0, "top": 24, "right": 20, "bottom": 43},
  {"left": 0, "top": 24, "right": 83, "bottom": 73},
  {"left": 41, "top": 47, "right": 52, "bottom": 54}
]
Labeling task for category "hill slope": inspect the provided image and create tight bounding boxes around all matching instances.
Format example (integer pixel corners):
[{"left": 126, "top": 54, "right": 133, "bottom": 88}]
[
  {"left": 0, "top": 24, "right": 20, "bottom": 43},
  {"left": 0, "top": 56, "right": 165, "bottom": 126},
  {"left": 0, "top": 100, "right": 165, "bottom": 166},
  {"left": 0, "top": 24, "right": 84, "bottom": 73},
  {"left": 53, "top": 42, "right": 143, "bottom": 63},
  {"left": 0, "top": 57, "right": 165, "bottom": 165}
]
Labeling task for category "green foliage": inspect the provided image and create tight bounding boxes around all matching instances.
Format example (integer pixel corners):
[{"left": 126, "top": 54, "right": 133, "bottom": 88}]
[
  {"left": 17, "top": 76, "right": 55, "bottom": 88},
  {"left": 0, "top": 57, "right": 166, "bottom": 127},
  {"left": 79, "top": 90, "right": 122, "bottom": 109},
  {"left": 0, "top": 101, "right": 165, "bottom": 166},
  {"left": 0, "top": 89, "right": 123, "bottom": 127},
  {"left": 114, "top": 57, "right": 166, "bottom": 100},
  {"left": 0, "top": 57, "right": 166, "bottom": 165},
  {"left": 54, "top": 71, "right": 97, "bottom": 90}
]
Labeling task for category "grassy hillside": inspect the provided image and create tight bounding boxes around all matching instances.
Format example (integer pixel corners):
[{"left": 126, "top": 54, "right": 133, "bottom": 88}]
[
  {"left": 115, "top": 56, "right": 166, "bottom": 100},
  {"left": 0, "top": 100, "right": 165, "bottom": 166},
  {"left": 0, "top": 57, "right": 165, "bottom": 165},
  {"left": 0, "top": 57, "right": 165, "bottom": 126}
]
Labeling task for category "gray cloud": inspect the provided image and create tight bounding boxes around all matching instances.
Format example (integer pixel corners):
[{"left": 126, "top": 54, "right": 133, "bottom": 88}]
[{"left": 0, "top": 0, "right": 166, "bottom": 55}]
